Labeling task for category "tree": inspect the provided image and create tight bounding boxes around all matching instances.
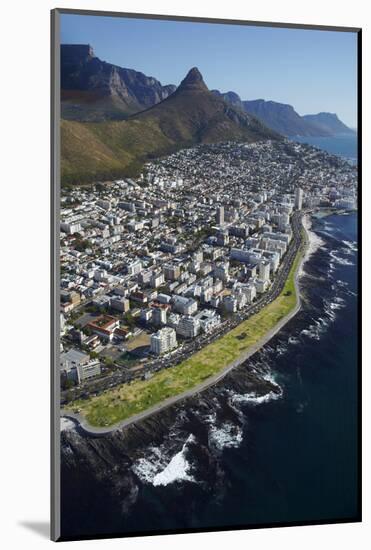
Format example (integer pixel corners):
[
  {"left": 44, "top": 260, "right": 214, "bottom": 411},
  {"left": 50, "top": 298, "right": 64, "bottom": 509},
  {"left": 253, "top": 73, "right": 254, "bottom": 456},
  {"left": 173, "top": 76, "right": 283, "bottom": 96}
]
[{"left": 124, "top": 312, "right": 136, "bottom": 330}]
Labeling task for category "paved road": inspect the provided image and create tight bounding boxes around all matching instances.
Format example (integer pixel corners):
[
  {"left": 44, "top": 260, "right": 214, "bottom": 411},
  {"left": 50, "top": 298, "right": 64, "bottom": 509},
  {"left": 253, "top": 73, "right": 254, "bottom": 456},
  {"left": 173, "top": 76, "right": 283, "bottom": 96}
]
[
  {"left": 61, "top": 211, "right": 304, "bottom": 404},
  {"left": 61, "top": 213, "right": 309, "bottom": 435}
]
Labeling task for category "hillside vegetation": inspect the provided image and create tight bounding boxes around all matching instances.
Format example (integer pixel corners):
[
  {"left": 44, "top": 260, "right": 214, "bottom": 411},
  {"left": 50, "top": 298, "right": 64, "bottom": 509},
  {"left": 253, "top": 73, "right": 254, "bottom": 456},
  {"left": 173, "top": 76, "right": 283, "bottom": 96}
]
[{"left": 61, "top": 67, "right": 280, "bottom": 185}]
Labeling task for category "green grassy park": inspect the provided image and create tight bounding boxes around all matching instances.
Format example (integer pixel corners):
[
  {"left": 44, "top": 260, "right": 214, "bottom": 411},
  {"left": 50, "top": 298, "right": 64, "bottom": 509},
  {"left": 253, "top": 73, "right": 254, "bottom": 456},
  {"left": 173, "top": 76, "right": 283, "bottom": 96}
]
[{"left": 66, "top": 242, "right": 304, "bottom": 428}]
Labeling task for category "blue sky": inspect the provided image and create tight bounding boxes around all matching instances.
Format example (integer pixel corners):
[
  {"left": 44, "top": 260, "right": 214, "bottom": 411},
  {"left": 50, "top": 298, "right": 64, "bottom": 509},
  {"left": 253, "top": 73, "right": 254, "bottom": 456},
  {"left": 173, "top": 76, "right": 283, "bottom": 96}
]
[{"left": 61, "top": 14, "right": 358, "bottom": 127}]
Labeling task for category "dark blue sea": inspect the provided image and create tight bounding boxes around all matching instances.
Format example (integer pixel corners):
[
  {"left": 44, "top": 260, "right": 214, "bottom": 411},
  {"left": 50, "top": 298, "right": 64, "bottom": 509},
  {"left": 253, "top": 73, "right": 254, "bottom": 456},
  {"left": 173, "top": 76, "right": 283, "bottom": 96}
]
[
  {"left": 119, "top": 212, "right": 359, "bottom": 531},
  {"left": 61, "top": 136, "right": 359, "bottom": 538},
  {"left": 292, "top": 135, "right": 357, "bottom": 164},
  {"left": 61, "top": 212, "right": 359, "bottom": 538}
]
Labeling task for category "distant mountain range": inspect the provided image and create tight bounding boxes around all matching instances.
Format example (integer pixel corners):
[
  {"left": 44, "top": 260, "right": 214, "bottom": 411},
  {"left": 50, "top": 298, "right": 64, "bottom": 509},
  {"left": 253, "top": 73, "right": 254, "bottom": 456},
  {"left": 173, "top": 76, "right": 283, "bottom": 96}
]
[
  {"left": 301, "top": 112, "right": 355, "bottom": 136},
  {"left": 60, "top": 44, "right": 354, "bottom": 184},
  {"left": 61, "top": 44, "right": 176, "bottom": 121},
  {"left": 61, "top": 65, "right": 279, "bottom": 185},
  {"left": 212, "top": 91, "right": 355, "bottom": 137}
]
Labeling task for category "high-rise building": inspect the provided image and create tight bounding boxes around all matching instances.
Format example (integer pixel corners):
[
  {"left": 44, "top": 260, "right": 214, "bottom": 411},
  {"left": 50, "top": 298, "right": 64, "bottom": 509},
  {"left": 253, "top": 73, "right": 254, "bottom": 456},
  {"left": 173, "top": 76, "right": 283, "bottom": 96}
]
[
  {"left": 150, "top": 271, "right": 165, "bottom": 288},
  {"left": 176, "top": 315, "right": 200, "bottom": 338},
  {"left": 259, "top": 260, "right": 271, "bottom": 282},
  {"left": 151, "top": 306, "right": 167, "bottom": 326},
  {"left": 172, "top": 296, "right": 198, "bottom": 315},
  {"left": 278, "top": 212, "right": 290, "bottom": 230},
  {"left": 295, "top": 187, "right": 303, "bottom": 210},
  {"left": 150, "top": 327, "right": 177, "bottom": 355},
  {"left": 213, "top": 261, "right": 230, "bottom": 282},
  {"left": 127, "top": 259, "right": 142, "bottom": 276},
  {"left": 216, "top": 206, "right": 225, "bottom": 225},
  {"left": 163, "top": 264, "right": 181, "bottom": 281}
]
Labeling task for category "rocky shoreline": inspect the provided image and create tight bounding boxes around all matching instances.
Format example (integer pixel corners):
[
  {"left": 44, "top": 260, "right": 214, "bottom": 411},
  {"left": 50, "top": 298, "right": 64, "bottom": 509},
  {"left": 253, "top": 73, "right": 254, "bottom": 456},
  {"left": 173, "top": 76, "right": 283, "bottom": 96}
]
[
  {"left": 61, "top": 212, "right": 310, "bottom": 435},
  {"left": 60, "top": 214, "right": 330, "bottom": 534},
  {"left": 61, "top": 356, "right": 281, "bottom": 531}
]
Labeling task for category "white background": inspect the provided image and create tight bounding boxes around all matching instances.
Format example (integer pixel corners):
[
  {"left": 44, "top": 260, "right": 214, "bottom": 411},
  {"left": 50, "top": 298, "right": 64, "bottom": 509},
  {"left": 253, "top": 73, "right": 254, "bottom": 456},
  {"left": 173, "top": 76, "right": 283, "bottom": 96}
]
[{"left": 0, "top": 0, "right": 368, "bottom": 547}]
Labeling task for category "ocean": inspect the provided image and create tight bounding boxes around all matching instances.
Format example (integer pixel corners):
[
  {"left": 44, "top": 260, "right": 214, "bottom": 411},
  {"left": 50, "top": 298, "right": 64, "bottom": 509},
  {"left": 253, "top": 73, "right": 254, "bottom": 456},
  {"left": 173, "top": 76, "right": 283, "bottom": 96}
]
[
  {"left": 60, "top": 141, "right": 359, "bottom": 539},
  {"left": 61, "top": 212, "right": 359, "bottom": 538},
  {"left": 291, "top": 135, "right": 358, "bottom": 164}
]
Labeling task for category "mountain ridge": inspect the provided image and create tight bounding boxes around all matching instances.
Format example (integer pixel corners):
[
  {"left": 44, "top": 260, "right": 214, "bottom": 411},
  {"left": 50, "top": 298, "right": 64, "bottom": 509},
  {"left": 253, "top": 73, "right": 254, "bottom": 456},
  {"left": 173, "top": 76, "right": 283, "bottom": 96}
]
[
  {"left": 61, "top": 67, "right": 280, "bottom": 185},
  {"left": 212, "top": 90, "right": 355, "bottom": 137},
  {"left": 301, "top": 112, "right": 355, "bottom": 136},
  {"left": 61, "top": 44, "right": 355, "bottom": 138},
  {"left": 61, "top": 44, "right": 177, "bottom": 121}
]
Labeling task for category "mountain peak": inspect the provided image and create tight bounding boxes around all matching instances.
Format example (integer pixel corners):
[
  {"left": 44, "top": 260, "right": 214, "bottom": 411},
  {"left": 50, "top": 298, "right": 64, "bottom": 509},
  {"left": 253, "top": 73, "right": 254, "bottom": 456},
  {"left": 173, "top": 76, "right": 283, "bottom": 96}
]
[
  {"left": 61, "top": 44, "right": 95, "bottom": 63},
  {"left": 178, "top": 67, "right": 208, "bottom": 92}
]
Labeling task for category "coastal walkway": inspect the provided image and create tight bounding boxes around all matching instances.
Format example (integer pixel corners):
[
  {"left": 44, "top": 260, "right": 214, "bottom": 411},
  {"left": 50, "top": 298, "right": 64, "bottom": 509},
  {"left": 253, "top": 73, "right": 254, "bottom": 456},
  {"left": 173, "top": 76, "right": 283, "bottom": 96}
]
[{"left": 61, "top": 214, "right": 309, "bottom": 436}]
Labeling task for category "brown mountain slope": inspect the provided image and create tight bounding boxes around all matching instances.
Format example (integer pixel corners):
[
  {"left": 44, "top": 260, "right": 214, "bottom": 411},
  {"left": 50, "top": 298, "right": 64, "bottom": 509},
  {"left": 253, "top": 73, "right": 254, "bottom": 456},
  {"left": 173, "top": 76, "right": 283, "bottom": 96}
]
[{"left": 61, "top": 68, "right": 281, "bottom": 185}]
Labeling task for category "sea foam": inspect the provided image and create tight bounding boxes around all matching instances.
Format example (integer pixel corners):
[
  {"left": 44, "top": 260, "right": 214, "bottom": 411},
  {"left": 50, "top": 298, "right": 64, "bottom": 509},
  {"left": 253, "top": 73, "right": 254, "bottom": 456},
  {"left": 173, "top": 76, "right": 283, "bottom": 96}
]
[
  {"left": 329, "top": 250, "right": 355, "bottom": 267},
  {"left": 60, "top": 417, "right": 75, "bottom": 432},
  {"left": 231, "top": 389, "right": 282, "bottom": 406},
  {"left": 208, "top": 422, "right": 243, "bottom": 451},
  {"left": 132, "top": 435, "right": 196, "bottom": 487}
]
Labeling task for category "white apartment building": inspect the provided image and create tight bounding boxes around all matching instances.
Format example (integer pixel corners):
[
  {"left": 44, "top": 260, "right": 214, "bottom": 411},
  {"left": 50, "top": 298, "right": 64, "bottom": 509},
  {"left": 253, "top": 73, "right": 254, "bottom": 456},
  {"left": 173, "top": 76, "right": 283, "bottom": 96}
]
[
  {"left": 150, "top": 327, "right": 177, "bottom": 355},
  {"left": 172, "top": 296, "right": 198, "bottom": 315},
  {"left": 259, "top": 260, "right": 271, "bottom": 282},
  {"left": 216, "top": 205, "right": 225, "bottom": 225},
  {"left": 127, "top": 259, "right": 143, "bottom": 276},
  {"left": 295, "top": 187, "right": 304, "bottom": 210},
  {"left": 176, "top": 315, "right": 200, "bottom": 338},
  {"left": 214, "top": 262, "right": 230, "bottom": 282},
  {"left": 60, "top": 221, "right": 82, "bottom": 235},
  {"left": 151, "top": 307, "right": 167, "bottom": 326},
  {"left": 150, "top": 271, "right": 165, "bottom": 288}
]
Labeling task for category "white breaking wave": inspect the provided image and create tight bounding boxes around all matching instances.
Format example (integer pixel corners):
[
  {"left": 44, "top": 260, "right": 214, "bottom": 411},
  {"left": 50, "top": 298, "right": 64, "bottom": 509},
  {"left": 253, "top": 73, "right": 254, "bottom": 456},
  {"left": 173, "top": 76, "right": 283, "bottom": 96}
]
[
  {"left": 132, "top": 435, "right": 196, "bottom": 487},
  {"left": 301, "top": 327, "right": 320, "bottom": 340},
  {"left": 332, "top": 279, "right": 357, "bottom": 297},
  {"left": 342, "top": 240, "right": 358, "bottom": 252},
  {"left": 301, "top": 292, "right": 346, "bottom": 341},
  {"left": 323, "top": 295, "right": 347, "bottom": 322},
  {"left": 261, "top": 369, "right": 278, "bottom": 385},
  {"left": 299, "top": 215, "right": 326, "bottom": 276},
  {"left": 333, "top": 296, "right": 346, "bottom": 306},
  {"left": 331, "top": 280, "right": 348, "bottom": 291},
  {"left": 329, "top": 250, "right": 355, "bottom": 267},
  {"left": 231, "top": 389, "right": 282, "bottom": 406},
  {"left": 208, "top": 422, "right": 243, "bottom": 451},
  {"left": 60, "top": 417, "right": 75, "bottom": 432},
  {"left": 276, "top": 343, "right": 289, "bottom": 356},
  {"left": 301, "top": 316, "right": 330, "bottom": 340}
]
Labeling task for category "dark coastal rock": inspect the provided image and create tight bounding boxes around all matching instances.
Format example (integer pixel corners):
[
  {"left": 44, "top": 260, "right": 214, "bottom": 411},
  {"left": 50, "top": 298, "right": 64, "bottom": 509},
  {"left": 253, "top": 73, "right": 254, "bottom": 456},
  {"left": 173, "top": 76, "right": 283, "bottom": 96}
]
[{"left": 61, "top": 360, "right": 280, "bottom": 529}]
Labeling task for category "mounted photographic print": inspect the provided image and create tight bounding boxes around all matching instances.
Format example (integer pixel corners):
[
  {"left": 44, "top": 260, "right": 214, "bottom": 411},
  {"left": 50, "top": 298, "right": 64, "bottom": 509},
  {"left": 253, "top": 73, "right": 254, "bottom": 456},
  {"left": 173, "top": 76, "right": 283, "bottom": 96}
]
[{"left": 51, "top": 8, "right": 361, "bottom": 542}]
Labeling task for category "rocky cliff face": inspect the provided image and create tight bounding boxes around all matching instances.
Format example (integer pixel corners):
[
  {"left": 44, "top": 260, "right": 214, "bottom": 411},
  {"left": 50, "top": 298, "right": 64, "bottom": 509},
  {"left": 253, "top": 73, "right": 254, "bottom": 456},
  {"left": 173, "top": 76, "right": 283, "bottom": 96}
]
[
  {"left": 212, "top": 90, "right": 354, "bottom": 137},
  {"left": 242, "top": 99, "right": 324, "bottom": 136},
  {"left": 302, "top": 112, "right": 355, "bottom": 135},
  {"left": 61, "top": 44, "right": 177, "bottom": 121},
  {"left": 211, "top": 89, "right": 245, "bottom": 111},
  {"left": 61, "top": 66, "right": 280, "bottom": 185}
]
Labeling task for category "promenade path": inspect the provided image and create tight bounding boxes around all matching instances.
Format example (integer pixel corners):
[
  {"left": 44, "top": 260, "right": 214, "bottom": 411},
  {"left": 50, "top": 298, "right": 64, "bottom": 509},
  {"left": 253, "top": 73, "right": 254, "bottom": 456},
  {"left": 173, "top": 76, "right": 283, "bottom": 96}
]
[{"left": 61, "top": 214, "right": 309, "bottom": 436}]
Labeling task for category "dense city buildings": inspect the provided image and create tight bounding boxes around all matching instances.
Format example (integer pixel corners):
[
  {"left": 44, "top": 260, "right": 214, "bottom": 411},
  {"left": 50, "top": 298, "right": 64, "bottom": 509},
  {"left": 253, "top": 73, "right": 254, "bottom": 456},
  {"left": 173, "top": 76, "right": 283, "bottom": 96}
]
[{"left": 60, "top": 139, "right": 357, "bottom": 389}]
